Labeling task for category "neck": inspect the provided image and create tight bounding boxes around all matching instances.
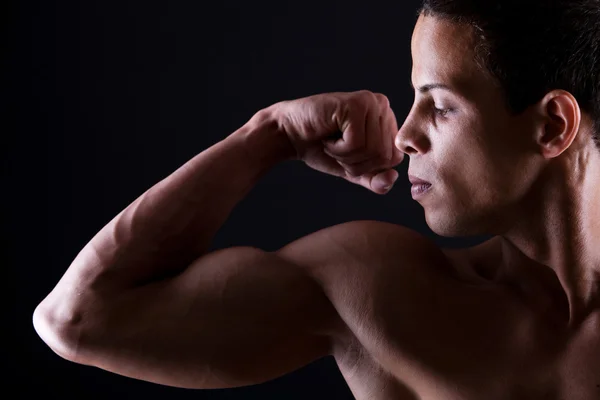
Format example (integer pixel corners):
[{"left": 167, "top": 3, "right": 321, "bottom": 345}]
[{"left": 499, "top": 144, "right": 600, "bottom": 330}]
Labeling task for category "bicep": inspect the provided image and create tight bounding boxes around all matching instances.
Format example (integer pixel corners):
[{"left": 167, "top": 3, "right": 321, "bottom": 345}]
[{"left": 72, "top": 246, "right": 339, "bottom": 389}]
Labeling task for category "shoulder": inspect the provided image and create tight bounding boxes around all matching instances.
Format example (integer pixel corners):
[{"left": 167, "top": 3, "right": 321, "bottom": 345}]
[
  {"left": 322, "top": 219, "right": 461, "bottom": 279},
  {"left": 274, "top": 219, "right": 465, "bottom": 303},
  {"left": 277, "top": 219, "right": 439, "bottom": 254},
  {"left": 274, "top": 220, "right": 480, "bottom": 350},
  {"left": 276, "top": 219, "right": 460, "bottom": 276},
  {"left": 275, "top": 220, "right": 440, "bottom": 267}
]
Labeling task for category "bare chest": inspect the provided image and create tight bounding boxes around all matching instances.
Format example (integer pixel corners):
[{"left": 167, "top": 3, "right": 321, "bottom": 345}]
[
  {"left": 328, "top": 258, "right": 600, "bottom": 400},
  {"left": 335, "top": 319, "right": 600, "bottom": 399}
]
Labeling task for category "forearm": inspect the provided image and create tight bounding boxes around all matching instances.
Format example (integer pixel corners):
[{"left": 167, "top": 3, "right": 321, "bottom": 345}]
[{"left": 71, "top": 106, "right": 296, "bottom": 287}]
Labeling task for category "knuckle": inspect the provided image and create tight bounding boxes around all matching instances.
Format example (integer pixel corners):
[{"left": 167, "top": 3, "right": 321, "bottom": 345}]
[
  {"left": 343, "top": 130, "right": 366, "bottom": 151},
  {"left": 381, "top": 153, "right": 393, "bottom": 165},
  {"left": 364, "top": 148, "right": 388, "bottom": 165},
  {"left": 366, "top": 90, "right": 379, "bottom": 104},
  {"left": 354, "top": 90, "right": 375, "bottom": 104},
  {"left": 344, "top": 164, "right": 363, "bottom": 177},
  {"left": 374, "top": 93, "right": 390, "bottom": 109},
  {"left": 367, "top": 146, "right": 383, "bottom": 159},
  {"left": 349, "top": 92, "right": 366, "bottom": 107},
  {"left": 371, "top": 155, "right": 388, "bottom": 168}
]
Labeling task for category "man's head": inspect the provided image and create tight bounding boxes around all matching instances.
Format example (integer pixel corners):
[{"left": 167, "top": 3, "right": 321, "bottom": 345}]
[{"left": 395, "top": 0, "right": 600, "bottom": 238}]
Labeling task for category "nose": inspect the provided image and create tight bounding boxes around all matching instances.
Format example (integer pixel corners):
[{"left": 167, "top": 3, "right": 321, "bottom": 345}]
[{"left": 395, "top": 114, "right": 428, "bottom": 156}]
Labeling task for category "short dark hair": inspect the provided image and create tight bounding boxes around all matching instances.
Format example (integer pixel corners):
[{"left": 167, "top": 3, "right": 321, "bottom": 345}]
[{"left": 419, "top": 0, "right": 600, "bottom": 150}]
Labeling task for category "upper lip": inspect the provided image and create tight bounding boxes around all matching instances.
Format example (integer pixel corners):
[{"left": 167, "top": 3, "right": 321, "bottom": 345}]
[{"left": 408, "top": 174, "right": 432, "bottom": 186}]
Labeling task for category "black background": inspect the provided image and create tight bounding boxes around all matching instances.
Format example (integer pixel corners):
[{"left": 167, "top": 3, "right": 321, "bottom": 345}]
[{"left": 6, "top": 0, "right": 488, "bottom": 398}]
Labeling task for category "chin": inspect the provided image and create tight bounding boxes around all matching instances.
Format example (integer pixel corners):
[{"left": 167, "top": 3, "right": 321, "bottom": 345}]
[
  {"left": 424, "top": 208, "right": 496, "bottom": 238},
  {"left": 427, "top": 220, "right": 472, "bottom": 238}
]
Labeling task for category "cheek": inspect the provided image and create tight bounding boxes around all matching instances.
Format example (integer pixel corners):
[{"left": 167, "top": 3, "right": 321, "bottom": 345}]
[
  {"left": 476, "top": 122, "right": 534, "bottom": 196},
  {"left": 435, "top": 113, "right": 533, "bottom": 208},
  {"left": 436, "top": 120, "right": 491, "bottom": 174},
  {"left": 436, "top": 125, "right": 504, "bottom": 199}
]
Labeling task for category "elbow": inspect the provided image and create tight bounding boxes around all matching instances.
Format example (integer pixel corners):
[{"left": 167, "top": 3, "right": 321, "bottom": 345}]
[{"left": 32, "top": 302, "right": 87, "bottom": 364}]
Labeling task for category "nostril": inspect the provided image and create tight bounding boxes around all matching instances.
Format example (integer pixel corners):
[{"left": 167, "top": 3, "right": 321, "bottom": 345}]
[{"left": 405, "top": 146, "right": 418, "bottom": 155}]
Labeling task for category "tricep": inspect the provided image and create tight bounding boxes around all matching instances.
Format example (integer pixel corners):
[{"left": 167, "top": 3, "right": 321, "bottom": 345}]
[{"left": 34, "top": 246, "right": 341, "bottom": 389}]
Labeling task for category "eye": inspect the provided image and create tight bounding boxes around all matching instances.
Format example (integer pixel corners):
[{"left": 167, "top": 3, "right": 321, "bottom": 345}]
[{"left": 433, "top": 106, "right": 452, "bottom": 118}]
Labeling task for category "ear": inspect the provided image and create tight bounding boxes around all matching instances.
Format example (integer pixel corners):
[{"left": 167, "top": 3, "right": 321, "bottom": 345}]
[{"left": 535, "top": 90, "right": 581, "bottom": 159}]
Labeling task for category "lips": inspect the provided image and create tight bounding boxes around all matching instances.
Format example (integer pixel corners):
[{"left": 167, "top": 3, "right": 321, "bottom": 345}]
[
  {"left": 408, "top": 174, "right": 431, "bottom": 186},
  {"left": 408, "top": 174, "right": 433, "bottom": 200}
]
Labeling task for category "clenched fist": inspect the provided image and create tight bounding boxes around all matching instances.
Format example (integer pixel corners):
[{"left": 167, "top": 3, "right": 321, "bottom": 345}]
[{"left": 267, "top": 90, "right": 405, "bottom": 194}]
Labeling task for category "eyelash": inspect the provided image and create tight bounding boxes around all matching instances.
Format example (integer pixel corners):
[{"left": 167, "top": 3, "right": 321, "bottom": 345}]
[{"left": 433, "top": 106, "right": 452, "bottom": 118}]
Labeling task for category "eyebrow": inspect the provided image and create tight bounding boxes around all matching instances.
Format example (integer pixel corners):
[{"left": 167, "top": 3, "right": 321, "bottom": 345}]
[{"left": 411, "top": 81, "right": 454, "bottom": 93}]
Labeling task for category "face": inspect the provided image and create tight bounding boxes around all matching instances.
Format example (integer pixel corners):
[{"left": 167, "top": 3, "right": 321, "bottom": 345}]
[{"left": 396, "top": 14, "right": 542, "bottom": 237}]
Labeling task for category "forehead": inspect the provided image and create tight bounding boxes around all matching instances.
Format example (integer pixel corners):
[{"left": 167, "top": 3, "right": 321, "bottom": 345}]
[{"left": 411, "top": 15, "right": 489, "bottom": 93}]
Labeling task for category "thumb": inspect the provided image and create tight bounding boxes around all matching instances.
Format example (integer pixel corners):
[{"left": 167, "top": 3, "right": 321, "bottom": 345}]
[{"left": 365, "top": 169, "right": 399, "bottom": 194}]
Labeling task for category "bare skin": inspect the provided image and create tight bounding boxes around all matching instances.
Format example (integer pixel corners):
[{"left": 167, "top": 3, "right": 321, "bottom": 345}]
[{"left": 33, "top": 14, "right": 599, "bottom": 400}]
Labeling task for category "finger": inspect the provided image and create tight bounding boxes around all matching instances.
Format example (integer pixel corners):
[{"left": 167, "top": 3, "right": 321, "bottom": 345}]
[
  {"left": 382, "top": 107, "right": 405, "bottom": 167},
  {"left": 369, "top": 168, "right": 400, "bottom": 193},
  {"left": 390, "top": 141, "right": 405, "bottom": 167},
  {"left": 336, "top": 106, "right": 386, "bottom": 177},
  {"left": 322, "top": 107, "right": 367, "bottom": 157},
  {"left": 375, "top": 97, "right": 394, "bottom": 166},
  {"left": 322, "top": 106, "right": 379, "bottom": 169},
  {"left": 304, "top": 147, "right": 348, "bottom": 178},
  {"left": 378, "top": 112, "right": 393, "bottom": 166},
  {"left": 323, "top": 145, "right": 371, "bottom": 165},
  {"left": 365, "top": 101, "right": 385, "bottom": 161},
  {"left": 345, "top": 168, "right": 400, "bottom": 195}
]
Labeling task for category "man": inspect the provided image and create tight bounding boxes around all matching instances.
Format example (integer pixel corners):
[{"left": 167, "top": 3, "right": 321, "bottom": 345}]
[{"left": 33, "top": 0, "right": 600, "bottom": 398}]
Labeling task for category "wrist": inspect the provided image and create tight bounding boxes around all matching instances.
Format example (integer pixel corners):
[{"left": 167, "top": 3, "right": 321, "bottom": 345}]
[{"left": 237, "top": 106, "right": 299, "bottom": 164}]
